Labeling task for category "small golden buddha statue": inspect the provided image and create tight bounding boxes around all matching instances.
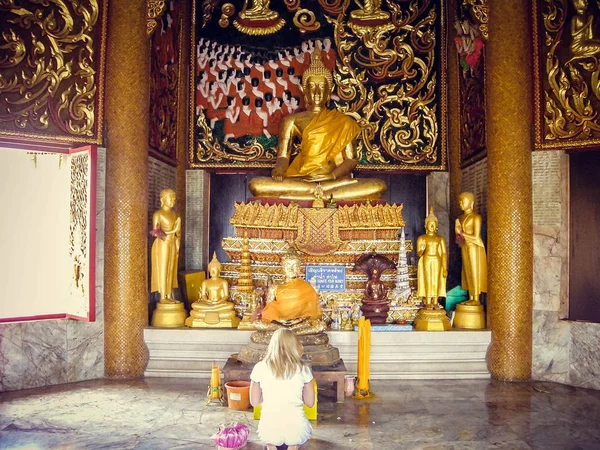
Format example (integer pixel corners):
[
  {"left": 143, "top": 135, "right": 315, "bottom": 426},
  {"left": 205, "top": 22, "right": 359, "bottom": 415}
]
[
  {"left": 248, "top": 47, "right": 387, "bottom": 202},
  {"left": 185, "top": 253, "right": 240, "bottom": 328},
  {"left": 150, "top": 189, "right": 187, "bottom": 327},
  {"left": 416, "top": 207, "right": 447, "bottom": 310},
  {"left": 414, "top": 207, "right": 451, "bottom": 331},
  {"left": 455, "top": 192, "right": 487, "bottom": 305}
]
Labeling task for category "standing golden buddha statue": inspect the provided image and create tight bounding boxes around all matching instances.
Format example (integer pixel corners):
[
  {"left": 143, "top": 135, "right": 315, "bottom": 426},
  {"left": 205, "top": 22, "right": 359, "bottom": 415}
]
[
  {"left": 185, "top": 253, "right": 240, "bottom": 328},
  {"left": 248, "top": 47, "right": 386, "bottom": 202},
  {"left": 414, "top": 207, "right": 451, "bottom": 331},
  {"left": 150, "top": 189, "right": 187, "bottom": 327},
  {"left": 454, "top": 192, "right": 487, "bottom": 329}
]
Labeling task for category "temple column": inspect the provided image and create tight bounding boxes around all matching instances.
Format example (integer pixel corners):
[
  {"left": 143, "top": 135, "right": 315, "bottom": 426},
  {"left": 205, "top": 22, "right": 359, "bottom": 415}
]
[
  {"left": 176, "top": 0, "right": 190, "bottom": 270},
  {"left": 447, "top": 0, "right": 463, "bottom": 288},
  {"left": 104, "top": 0, "right": 150, "bottom": 378},
  {"left": 485, "top": 0, "right": 533, "bottom": 380}
]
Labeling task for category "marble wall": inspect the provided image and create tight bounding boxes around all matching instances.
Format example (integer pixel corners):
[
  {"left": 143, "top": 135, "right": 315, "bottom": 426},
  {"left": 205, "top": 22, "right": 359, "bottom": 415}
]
[
  {"left": 531, "top": 151, "right": 600, "bottom": 390},
  {"left": 427, "top": 171, "right": 450, "bottom": 248},
  {"left": 0, "top": 148, "right": 106, "bottom": 392},
  {"left": 185, "top": 170, "right": 209, "bottom": 270}
]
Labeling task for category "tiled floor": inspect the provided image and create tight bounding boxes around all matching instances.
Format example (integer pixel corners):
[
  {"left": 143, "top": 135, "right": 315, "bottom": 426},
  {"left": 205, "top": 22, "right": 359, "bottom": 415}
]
[{"left": 1, "top": 378, "right": 599, "bottom": 449}]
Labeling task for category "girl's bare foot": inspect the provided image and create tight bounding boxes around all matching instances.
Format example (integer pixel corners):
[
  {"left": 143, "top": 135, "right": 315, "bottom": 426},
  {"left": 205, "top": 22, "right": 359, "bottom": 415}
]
[{"left": 266, "top": 445, "right": 277, "bottom": 450}]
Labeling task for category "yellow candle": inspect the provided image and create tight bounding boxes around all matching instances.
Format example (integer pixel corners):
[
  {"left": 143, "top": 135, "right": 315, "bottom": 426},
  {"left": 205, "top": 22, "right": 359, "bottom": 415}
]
[
  {"left": 356, "top": 317, "right": 371, "bottom": 393},
  {"left": 210, "top": 362, "right": 221, "bottom": 399}
]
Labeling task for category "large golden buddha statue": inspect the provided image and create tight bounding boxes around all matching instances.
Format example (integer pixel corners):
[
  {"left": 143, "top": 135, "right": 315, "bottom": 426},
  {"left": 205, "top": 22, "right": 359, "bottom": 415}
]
[{"left": 248, "top": 48, "right": 386, "bottom": 202}]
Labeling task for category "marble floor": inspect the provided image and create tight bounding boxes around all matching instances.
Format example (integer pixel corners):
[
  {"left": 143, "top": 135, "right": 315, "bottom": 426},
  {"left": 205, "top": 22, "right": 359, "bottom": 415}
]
[{"left": 1, "top": 378, "right": 599, "bottom": 450}]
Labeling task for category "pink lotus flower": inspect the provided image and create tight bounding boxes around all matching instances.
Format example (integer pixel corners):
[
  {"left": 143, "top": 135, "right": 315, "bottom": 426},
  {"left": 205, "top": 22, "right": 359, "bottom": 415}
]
[{"left": 150, "top": 226, "right": 167, "bottom": 240}]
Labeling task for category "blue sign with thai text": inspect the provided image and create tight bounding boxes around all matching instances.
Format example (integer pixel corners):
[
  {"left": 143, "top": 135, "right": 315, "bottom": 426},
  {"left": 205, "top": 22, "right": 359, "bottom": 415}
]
[{"left": 305, "top": 265, "right": 346, "bottom": 292}]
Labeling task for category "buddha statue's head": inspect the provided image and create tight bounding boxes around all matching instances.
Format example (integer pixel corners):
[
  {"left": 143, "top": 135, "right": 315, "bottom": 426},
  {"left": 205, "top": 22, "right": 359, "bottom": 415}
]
[
  {"left": 281, "top": 248, "right": 302, "bottom": 280},
  {"left": 208, "top": 252, "right": 222, "bottom": 279},
  {"left": 302, "top": 47, "right": 333, "bottom": 109},
  {"left": 160, "top": 188, "right": 176, "bottom": 208},
  {"left": 458, "top": 192, "right": 475, "bottom": 211},
  {"left": 424, "top": 206, "right": 438, "bottom": 233}
]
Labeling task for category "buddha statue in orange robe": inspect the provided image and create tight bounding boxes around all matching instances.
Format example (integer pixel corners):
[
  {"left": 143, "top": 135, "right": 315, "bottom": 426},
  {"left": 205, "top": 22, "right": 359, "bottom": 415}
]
[{"left": 260, "top": 249, "right": 322, "bottom": 324}]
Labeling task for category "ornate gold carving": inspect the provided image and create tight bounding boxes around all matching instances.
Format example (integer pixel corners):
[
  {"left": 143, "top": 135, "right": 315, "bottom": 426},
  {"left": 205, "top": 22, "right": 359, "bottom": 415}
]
[
  {"left": 456, "top": 1, "right": 487, "bottom": 167},
  {"left": 219, "top": 3, "right": 236, "bottom": 28},
  {"left": 0, "top": 0, "right": 106, "bottom": 144},
  {"left": 147, "top": 1, "right": 166, "bottom": 36},
  {"left": 285, "top": 0, "right": 302, "bottom": 12},
  {"left": 190, "top": 0, "right": 446, "bottom": 171},
  {"left": 462, "top": 0, "right": 488, "bottom": 39},
  {"left": 200, "top": 0, "right": 219, "bottom": 28},
  {"left": 196, "top": 111, "right": 275, "bottom": 164},
  {"left": 331, "top": 0, "right": 446, "bottom": 169},
  {"left": 295, "top": 208, "right": 342, "bottom": 255},
  {"left": 149, "top": 0, "right": 180, "bottom": 160},
  {"left": 534, "top": 0, "right": 600, "bottom": 149},
  {"left": 293, "top": 8, "right": 321, "bottom": 33},
  {"left": 70, "top": 152, "right": 90, "bottom": 295}
]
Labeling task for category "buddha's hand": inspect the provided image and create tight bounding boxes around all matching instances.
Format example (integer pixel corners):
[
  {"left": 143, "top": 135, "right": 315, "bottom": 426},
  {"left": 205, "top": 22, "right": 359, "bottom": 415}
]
[{"left": 271, "top": 166, "right": 285, "bottom": 181}]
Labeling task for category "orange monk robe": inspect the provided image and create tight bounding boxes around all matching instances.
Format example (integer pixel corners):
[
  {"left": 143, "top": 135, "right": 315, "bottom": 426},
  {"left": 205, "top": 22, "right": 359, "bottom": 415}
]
[
  {"left": 285, "top": 108, "right": 361, "bottom": 178},
  {"left": 261, "top": 278, "right": 322, "bottom": 323}
]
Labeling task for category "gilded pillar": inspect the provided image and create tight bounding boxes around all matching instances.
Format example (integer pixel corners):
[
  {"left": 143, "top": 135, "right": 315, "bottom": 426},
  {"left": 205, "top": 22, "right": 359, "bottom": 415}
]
[
  {"left": 176, "top": 0, "right": 190, "bottom": 270},
  {"left": 485, "top": 0, "right": 533, "bottom": 380},
  {"left": 447, "top": 0, "right": 463, "bottom": 287},
  {"left": 104, "top": 0, "right": 150, "bottom": 378}
]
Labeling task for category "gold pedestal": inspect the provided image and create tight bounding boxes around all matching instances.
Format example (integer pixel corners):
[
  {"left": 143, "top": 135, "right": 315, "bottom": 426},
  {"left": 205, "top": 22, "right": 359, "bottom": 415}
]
[
  {"left": 185, "top": 302, "right": 240, "bottom": 328},
  {"left": 237, "top": 314, "right": 256, "bottom": 330},
  {"left": 151, "top": 302, "right": 187, "bottom": 328},
  {"left": 453, "top": 303, "right": 485, "bottom": 329},
  {"left": 414, "top": 308, "right": 452, "bottom": 331}
]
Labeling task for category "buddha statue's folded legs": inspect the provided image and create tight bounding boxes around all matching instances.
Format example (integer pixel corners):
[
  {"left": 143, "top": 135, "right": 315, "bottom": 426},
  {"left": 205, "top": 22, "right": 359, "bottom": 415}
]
[{"left": 248, "top": 176, "right": 386, "bottom": 201}]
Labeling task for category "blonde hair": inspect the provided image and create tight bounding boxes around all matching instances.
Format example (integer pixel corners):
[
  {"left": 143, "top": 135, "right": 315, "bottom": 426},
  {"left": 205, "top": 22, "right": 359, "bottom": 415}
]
[{"left": 264, "top": 328, "right": 306, "bottom": 380}]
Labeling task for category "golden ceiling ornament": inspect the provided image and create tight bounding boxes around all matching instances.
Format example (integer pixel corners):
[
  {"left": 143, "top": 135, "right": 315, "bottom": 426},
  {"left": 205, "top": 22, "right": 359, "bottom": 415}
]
[
  {"left": 219, "top": 3, "right": 236, "bottom": 28},
  {"left": 233, "top": 0, "right": 286, "bottom": 35},
  {"left": 533, "top": 0, "right": 600, "bottom": 149},
  {"left": 293, "top": 8, "right": 321, "bottom": 33},
  {"left": 147, "top": 1, "right": 166, "bottom": 36}
]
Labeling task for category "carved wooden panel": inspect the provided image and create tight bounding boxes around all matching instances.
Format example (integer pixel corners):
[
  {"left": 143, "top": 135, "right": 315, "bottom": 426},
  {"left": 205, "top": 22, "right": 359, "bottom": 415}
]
[
  {"left": 0, "top": 1, "right": 107, "bottom": 145},
  {"left": 534, "top": 0, "right": 600, "bottom": 150},
  {"left": 190, "top": 0, "right": 447, "bottom": 171}
]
